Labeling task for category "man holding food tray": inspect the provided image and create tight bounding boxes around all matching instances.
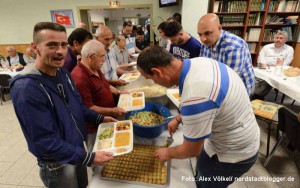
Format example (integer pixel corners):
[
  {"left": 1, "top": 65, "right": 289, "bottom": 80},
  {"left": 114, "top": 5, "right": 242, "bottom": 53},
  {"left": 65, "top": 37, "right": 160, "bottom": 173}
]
[
  {"left": 10, "top": 22, "right": 116, "bottom": 188},
  {"left": 137, "top": 46, "right": 260, "bottom": 188},
  {"left": 71, "top": 40, "right": 128, "bottom": 151}
]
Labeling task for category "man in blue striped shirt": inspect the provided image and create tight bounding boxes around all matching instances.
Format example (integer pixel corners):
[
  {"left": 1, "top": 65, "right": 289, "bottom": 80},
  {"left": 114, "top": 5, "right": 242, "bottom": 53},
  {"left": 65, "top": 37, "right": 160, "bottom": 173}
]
[
  {"left": 137, "top": 46, "right": 260, "bottom": 188},
  {"left": 197, "top": 13, "right": 255, "bottom": 95}
]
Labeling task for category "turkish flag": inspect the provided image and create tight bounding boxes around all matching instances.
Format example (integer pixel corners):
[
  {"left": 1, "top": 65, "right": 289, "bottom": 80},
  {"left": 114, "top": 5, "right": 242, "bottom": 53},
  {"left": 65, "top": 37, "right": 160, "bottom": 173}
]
[{"left": 55, "top": 13, "right": 71, "bottom": 25}]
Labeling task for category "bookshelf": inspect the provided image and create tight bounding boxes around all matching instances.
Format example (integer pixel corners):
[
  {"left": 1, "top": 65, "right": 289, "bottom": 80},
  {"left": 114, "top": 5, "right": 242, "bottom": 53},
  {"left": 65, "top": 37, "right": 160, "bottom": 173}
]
[{"left": 209, "top": 0, "right": 300, "bottom": 66}]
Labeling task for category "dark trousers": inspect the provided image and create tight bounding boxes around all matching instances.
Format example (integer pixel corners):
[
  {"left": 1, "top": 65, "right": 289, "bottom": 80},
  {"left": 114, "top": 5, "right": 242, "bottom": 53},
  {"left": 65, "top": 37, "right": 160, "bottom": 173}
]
[
  {"left": 195, "top": 149, "right": 258, "bottom": 188},
  {"left": 39, "top": 161, "right": 88, "bottom": 188}
]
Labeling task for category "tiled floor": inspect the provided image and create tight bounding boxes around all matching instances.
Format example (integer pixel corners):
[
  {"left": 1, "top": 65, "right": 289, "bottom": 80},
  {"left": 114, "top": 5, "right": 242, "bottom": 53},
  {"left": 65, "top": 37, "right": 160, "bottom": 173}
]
[{"left": 0, "top": 90, "right": 299, "bottom": 188}]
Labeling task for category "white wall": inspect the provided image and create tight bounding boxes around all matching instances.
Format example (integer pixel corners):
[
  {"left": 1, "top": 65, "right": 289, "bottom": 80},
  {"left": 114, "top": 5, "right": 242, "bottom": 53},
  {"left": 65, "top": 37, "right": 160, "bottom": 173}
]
[
  {"left": 182, "top": 0, "right": 209, "bottom": 39},
  {"left": 0, "top": 0, "right": 181, "bottom": 44}
]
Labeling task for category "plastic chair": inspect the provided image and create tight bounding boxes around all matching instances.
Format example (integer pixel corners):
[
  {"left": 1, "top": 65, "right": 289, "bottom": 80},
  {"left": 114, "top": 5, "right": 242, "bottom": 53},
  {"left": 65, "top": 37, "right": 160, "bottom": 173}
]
[
  {"left": 0, "top": 74, "right": 12, "bottom": 105},
  {"left": 263, "top": 107, "right": 300, "bottom": 167},
  {"left": 251, "top": 99, "right": 282, "bottom": 157}
]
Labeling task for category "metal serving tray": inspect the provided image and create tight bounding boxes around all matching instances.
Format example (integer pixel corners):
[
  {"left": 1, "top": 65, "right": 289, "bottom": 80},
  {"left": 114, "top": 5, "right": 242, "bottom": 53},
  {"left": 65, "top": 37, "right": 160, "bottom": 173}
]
[{"left": 100, "top": 144, "right": 170, "bottom": 187}]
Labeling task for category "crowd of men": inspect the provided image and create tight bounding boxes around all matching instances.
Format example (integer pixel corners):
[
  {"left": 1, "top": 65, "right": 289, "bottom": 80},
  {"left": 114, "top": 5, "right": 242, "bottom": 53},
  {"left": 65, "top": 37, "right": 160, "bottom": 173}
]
[{"left": 6, "top": 11, "right": 295, "bottom": 188}]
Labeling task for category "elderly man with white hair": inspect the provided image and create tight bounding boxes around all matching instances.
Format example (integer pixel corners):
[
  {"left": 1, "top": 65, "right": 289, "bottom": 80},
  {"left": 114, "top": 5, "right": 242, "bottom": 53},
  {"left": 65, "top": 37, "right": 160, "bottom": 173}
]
[
  {"left": 71, "top": 40, "right": 127, "bottom": 151},
  {"left": 6, "top": 46, "right": 27, "bottom": 66},
  {"left": 252, "top": 30, "right": 294, "bottom": 100},
  {"left": 94, "top": 25, "right": 128, "bottom": 86}
]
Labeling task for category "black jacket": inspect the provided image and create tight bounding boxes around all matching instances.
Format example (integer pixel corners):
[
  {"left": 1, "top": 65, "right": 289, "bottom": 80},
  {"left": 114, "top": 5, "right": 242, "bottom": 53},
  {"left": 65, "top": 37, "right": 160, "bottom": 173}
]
[{"left": 7, "top": 52, "right": 26, "bottom": 66}]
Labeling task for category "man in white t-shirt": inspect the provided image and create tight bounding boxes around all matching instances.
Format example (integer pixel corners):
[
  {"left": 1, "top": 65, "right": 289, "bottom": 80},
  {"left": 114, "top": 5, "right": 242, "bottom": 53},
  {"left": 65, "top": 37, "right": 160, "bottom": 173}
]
[
  {"left": 252, "top": 30, "right": 294, "bottom": 100},
  {"left": 122, "top": 21, "right": 141, "bottom": 57},
  {"left": 137, "top": 46, "right": 260, "bottom": 188}
]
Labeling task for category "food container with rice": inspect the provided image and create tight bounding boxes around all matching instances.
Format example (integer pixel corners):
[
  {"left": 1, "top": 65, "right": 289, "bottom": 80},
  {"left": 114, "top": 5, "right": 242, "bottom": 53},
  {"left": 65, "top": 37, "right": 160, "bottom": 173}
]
[
  {"left": 125, "top": 103, "right": 171, "bottom": 138},
  {"left": 93, "top": 120, "right": 134, "bottom": 156}
]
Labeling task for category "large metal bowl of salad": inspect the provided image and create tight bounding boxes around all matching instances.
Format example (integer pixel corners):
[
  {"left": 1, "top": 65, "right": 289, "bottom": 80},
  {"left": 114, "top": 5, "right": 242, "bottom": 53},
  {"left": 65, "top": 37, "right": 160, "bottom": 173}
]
[{"left": 125, "top": 103, "right": 171, "bottom": 138}]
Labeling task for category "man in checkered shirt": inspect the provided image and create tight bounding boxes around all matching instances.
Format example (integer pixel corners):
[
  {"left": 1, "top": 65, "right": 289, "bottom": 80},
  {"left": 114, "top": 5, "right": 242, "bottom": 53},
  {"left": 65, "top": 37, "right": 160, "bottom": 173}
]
[{"left": 197, "top": 13, "right": 255, "bottom": 95}]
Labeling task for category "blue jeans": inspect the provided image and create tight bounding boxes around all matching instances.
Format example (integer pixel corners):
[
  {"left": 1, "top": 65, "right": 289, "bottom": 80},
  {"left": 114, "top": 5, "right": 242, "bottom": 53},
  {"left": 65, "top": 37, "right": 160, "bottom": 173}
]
[
  {"left": 39, "top": 161, "right": 88, "bottom": 188},
  {"left": 195, "top": 149, "right": 258, "bottom": 188}
]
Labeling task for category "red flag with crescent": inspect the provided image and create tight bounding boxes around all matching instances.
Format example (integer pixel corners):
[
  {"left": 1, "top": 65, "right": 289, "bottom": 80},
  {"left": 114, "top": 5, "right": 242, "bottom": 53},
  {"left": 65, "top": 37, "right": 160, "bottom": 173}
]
[{"left": 55, "top": 13, "right": 71, "bottom": 25}]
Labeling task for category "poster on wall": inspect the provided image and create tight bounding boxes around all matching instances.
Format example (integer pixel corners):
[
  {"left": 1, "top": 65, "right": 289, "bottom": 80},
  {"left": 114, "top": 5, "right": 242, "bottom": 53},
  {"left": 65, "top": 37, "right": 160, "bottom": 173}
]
[{"left": 50, "top": 9, "right": 75, "bottom": 27}]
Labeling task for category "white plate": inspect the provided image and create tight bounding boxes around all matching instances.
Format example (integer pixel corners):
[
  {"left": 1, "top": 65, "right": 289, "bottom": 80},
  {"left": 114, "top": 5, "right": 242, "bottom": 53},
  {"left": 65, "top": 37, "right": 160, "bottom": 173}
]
[
  {"left": 117, "top": 92, "right": 145, "bottom": 111},
  {"left": 132, "top": 53, "right": 139, "bottom": 58},
  {"left": 93, "top": 121, "right": 134, "bottom": 156},
  {"left": 119, "top": 72, "right": 141, "bottom": 82},
  {"left": 128, "top": 61, "right": 137, "bottom": 66},
  {"left": 167, "top": 89, "right": 180, "bottom": 108}
]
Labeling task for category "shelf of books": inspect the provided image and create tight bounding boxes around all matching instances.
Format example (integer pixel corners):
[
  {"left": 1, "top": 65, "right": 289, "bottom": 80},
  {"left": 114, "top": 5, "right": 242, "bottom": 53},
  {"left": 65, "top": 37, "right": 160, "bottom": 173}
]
[{"left": 209, "top": 0, "right": 300, "bottom": 66}]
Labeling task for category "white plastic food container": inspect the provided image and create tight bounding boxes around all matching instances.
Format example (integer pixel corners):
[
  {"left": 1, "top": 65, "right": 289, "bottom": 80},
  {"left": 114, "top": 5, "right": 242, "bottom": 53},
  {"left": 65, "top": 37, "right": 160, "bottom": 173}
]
[
  {"left": 166, "top": 88, "right": 180, "bottom": 108},
  {"left": 117, "top": 92, "right": 145, "bottom": 111},
  {"left": 119, "top": 72, "right": 141, "bottom": 82},
  {"left": 93, "top": 120, "right": 133, "bottom": 156}
]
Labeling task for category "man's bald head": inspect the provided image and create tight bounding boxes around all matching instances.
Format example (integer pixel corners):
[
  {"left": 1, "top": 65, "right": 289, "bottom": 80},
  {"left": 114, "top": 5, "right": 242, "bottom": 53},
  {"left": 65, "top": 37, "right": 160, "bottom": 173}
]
[
  {"left": 95, "top": 25, "right": 113, "bottom": 50},
  {"left": 78, "top": 22, "right": 87, "bottom": 30},
  {"left": 199, "top": 13, "right": 220, "bottom": 25},
  {"left": 197, "top": 13, "right": 222, "bottom": 47}
]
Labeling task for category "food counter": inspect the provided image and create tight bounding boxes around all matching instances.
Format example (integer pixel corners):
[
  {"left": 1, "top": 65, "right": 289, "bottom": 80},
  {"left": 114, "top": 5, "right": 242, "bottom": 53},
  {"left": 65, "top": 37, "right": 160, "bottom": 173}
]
[{"left": 89, "top": 73, "right": 197, "bottom": 188}]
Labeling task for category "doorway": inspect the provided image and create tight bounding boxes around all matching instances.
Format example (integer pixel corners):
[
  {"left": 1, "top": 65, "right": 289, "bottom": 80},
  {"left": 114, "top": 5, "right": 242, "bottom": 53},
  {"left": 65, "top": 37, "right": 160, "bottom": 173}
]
[{"left": 77, "top": 5, "right": 153, "bottom": 42}]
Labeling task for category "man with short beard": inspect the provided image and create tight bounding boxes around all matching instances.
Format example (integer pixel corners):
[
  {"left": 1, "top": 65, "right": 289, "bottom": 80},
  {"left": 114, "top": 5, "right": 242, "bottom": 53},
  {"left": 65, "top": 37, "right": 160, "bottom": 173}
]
[{"left": 252, "top": 30, "right": 294, "bottom": 100}]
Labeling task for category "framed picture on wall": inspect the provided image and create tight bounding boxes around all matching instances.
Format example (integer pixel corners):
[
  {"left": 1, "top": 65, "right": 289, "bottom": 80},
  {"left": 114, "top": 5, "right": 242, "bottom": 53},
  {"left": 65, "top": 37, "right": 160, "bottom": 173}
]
[{"left": 50, "top": 9, "right": 75, "bottom": 28}]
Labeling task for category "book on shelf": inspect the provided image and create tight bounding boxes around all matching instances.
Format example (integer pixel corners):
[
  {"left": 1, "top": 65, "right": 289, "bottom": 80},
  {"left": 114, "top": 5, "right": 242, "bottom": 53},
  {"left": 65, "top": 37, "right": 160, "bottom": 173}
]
[
  {"left": 249, "top": 13, "right": 262, "bottom": 25},
  {"left": 282, "top": 27, "right": 293, "bottom": 40},
  {"left": 247, "top": 28, "right": 261, "bottom": 41},
  {"left": 266, "top": 15, "right": 284, "bottom": 24},
  {"left": 255, "top": 12, "right": 262, "bottom": 25},
  {"left": 215, "top": 0, "right": 248, "bottom": 12},
  {"left": 213, "top": 1, "right": 220, "bottom": 12},
  {"left": 263, "top": 27, "right": 293, "bottom": 41},
  {"left": 247, "top": 43, "right": 257, "bottom": 53},
  {"left": 220, "top": 15, "right": 244, "bottom": 25},
  {"left": 250, "top": 0, "right": 266, "bottom": 11},
  {"left": 226, "top": 29, "right": 243, "bottom": 38},
  {"left": 272, "top": 0, "right": 300, "bottom": 12},
  {"left": 268, "top": 0, "right": 277, "bottom": 12},
  {"left": 287, "top": 15, "right": 299, "bottom": 24}
]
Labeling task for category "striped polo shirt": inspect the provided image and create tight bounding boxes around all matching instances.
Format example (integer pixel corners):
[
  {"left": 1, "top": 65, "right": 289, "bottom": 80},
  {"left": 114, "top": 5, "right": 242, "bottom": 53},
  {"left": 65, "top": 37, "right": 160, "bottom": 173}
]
[{"left": 179, "top": 57, "right": 260, "bottom": 163}]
